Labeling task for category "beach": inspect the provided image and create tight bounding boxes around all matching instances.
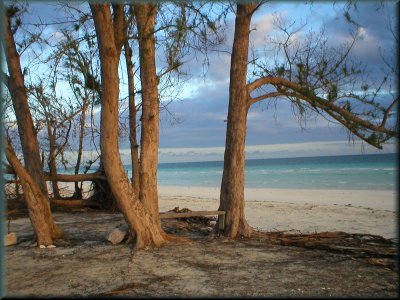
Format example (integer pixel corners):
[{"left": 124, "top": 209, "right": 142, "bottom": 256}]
[
  {"left": 27, "top": 181, "right": 395, "bottom": 239},
  {"left": 5, "top": 182, "right": 398, "bottom": 297},
  {"left": 46, "top": 182, "right": 398, "bottom": 239},
  {"left": 158, "top": 186, "right": 398, "bottom": 239}
]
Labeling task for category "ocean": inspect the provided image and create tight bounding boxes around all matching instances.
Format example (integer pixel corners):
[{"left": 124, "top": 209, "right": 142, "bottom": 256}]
[
  {"left": 150, "top": 153, "right": 397, "bottom": 190},
  {"left": 55, "top": 153, "right": 397, "bottom": 191}
]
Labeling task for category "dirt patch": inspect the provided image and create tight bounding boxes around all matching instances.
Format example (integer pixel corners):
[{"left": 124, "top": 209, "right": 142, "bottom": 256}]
[{"left": 5, "top": 211, "right": 399, "bottom": 297}]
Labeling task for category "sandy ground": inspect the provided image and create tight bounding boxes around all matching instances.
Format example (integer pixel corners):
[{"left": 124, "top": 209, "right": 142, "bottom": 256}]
[
  {"left": 4, "top": 184, "right": 399, "bottom": 297},
  {"left": 158, "top": 186, "right": 398, "bottom": 239}
]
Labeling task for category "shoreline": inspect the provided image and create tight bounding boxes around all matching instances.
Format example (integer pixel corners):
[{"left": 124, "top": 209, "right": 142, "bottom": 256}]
[
  {"left": 158, "top": 185, "right": 397, "bottom": 211},
  {"left": 8, "top": 182, "right": 398, "bottom": 239},
  {"left": 157, "top": 185, "right": 398, "bottom": 239}
]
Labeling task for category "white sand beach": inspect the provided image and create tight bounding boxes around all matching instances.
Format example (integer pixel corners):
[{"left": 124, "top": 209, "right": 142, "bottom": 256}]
[
  {"left": 49, "top": 182, "right": 398, "bottom": 239},
  {"left": 157, "top": 186, "right": 398, "bottom": 239},
  {"left": 6, "top": 183, "right": 399, "bottom": 297}
]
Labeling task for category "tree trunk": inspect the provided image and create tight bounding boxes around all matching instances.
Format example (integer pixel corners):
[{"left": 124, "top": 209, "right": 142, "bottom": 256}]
[
  {"left": 134, "top": 4, "right": 161, "bottom": 225},
  {"left": 47, "top": 126, "right": 60, "bottom": 199},
  {"left": 74, "top": 101, "right": 88, "bottom": 199},
  {"left": 3, "top": 14, "right": 61, "bottom": 240},
  {"left": 5, "top": 140, "right": 62, "bottom": 246},
  {"left": 219, "top": 4, "right": 257, "bottom": 238},
  {"left": 3, "top": 14, "right": 48, "bottom": 196},
  {"left": 124, "top": 38, "right": 140, "bottom": 196},
  {"left": 90, "top": 4, "right": 169, "bottom": 250}
]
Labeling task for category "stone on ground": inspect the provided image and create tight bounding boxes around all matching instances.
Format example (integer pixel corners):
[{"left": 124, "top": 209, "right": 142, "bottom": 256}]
[
  {"left": 107, "top": 228, "right": 128, "bottom": 245},
  {"left": 4, "top": 232, "right": 17, "bottom": 246}
]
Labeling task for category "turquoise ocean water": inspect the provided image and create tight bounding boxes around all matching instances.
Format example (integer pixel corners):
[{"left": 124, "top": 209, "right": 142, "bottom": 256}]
[
  {"left": 57, "top": 153, "right": 397, "bottom": 191},
  {"left": 132, "top": 153, "right": 397, "bottom": 191}
]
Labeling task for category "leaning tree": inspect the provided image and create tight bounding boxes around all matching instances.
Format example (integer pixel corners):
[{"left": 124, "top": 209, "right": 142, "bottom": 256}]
[
  {"left": 219, "top": 2, "right": 398, "bottom": 238},
  {"left": 2, "top": 5, "right": 62, "bottom": 245}
]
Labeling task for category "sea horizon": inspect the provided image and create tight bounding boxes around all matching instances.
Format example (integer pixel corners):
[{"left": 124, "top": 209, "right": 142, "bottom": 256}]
[{"left": 57, "top": 152, "right": 397, "bottom": 191}]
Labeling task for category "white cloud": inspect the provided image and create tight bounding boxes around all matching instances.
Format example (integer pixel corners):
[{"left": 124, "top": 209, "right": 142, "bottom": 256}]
[
  {"left": 251, "top": 13, "right": 276, "bottom": 48},
  {"left": 141, "top": 141, "right": 396, "bottom": 163}
]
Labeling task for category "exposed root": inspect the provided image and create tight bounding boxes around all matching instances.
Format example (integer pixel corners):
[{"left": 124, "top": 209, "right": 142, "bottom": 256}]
[
  {"left": 256, "top": 231, "right": 398, "bottom": 270},
  {"left": 164, "top": 232, "right": 193, "bottom": 244}
]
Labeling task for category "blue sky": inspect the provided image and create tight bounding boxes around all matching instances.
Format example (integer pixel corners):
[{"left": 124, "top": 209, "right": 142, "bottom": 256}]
[{"left": 7, "top": 1, "right": 399, "bottom": 163}]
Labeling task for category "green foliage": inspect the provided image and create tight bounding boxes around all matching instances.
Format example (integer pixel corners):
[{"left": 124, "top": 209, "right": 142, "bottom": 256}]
[
  {"left": 327, "top": 84, "right": 337, "bottom": 101},
  {"left": 207, "top": 20, "right": 216, "bottom": 32},
  {"left": 366, "top": 132, "right": 379, "bottom": 147},
  {"left": 342, "top": 66, "right": 348, "bottom": 76},
  {"left": 361, "top": 84, "right": 369, "bottom": 92},
  {"left": 6, "top": 5, "right": 20, "bottom": 18},
  {"left": 296, "top": 63, "right": 304, "bottom": 70},
  {"left": 276, "top": 65, "right": 285, "bottom": 77}
]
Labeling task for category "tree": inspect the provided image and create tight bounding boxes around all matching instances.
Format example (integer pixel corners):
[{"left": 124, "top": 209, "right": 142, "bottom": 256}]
[
  {"left": 90, "top": 3, "right": 172, "bottom": 250},
  {"left": 5, "top": 138, "right": 62, "bottom": 246},
  {"left": 3, "top": 5, "right": 62, "bottom": 242},
  {"left": 123, "top": 10, "right": 140, "bottom": 196},
  {"left": 52, "top": 28, "right": 100, "bottom": 199},
  {"left": 29, "top": 79, "right": 82, "bottom": 199},
  {"left": 219, "top": 2, "right": 398, "bottom": 238},
  {"left": 3, "top": 6, "right": 48, "bottom": 195},
  {"left": 133, "top": 3, "right": 162, "bottom": 224}
]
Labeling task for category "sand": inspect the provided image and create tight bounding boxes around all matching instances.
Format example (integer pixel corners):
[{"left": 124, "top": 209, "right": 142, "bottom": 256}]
[
  {"left": 5, "top": 184, "right": 398, "bottom": 297},
  {"left": 53, "top": 182, "right": 398, "bottom": 239},
  {"left": 157, "top": 186, "right": 398, "bottom": 239}
]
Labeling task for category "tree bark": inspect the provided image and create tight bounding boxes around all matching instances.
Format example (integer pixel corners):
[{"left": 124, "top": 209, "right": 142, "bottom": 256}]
[
  {"left": 219, "top": 4, "right": 257, "bottom": 238},
  {"left": 90, "top": 4, "right": 169, "bottom": 250},
  {"left": 124, "top": 38, "right": 140, "bottom": 196},
  {"left": 134, "top": 4, "right": 161, "bottom": 225},
  {"left": 3, "top": 15, "right": 48, "bottom": 196},
  {"left": 74, "top": 101, "right": 88, "bottom": 199},
  {"left": 5, "top": 139, "right": 62, "bottom": 246},
  {"left": 47, "top": 127, "right": 60, "bottom": 199},
  {"left": 3, "top": 14, "right": 61, "bottom": 240}
]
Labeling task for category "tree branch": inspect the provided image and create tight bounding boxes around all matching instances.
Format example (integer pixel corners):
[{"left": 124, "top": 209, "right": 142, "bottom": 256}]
[{"left": 247, "top": 76, "right": 397, "bottom": 145}]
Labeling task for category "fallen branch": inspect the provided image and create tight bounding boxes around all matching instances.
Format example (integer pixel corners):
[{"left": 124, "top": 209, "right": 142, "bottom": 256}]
[{"left": 257, "top": 231, "right": 398, "bottom": 269}]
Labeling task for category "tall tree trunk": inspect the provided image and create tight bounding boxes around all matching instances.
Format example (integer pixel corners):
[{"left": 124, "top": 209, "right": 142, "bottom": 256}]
[
  {"left": 219, "top": 3, "right": 257, "bottom": 238},
  {"left": 5, "top": 139, "right": 62, "bottom": 246},
  {"left": 74, "top": 101, "right": 88, "bottom": 199},
  {"left": 47, "top": 127, "right": 60, "bottom": 199},
  {"left": 90, "top": 4, "right": 168, "bottom": 250},
  {"left": 124, "top": 39, "right": 140, "bottom": 196},
  {"left": 3, "top": 13, "right": 61, "bottom": 239},
  {"left": 134, "top": 4, "right": 161, "bottom": 225},
  {"left": 3, "top": 15, "right": 48, "bottom": 196}
]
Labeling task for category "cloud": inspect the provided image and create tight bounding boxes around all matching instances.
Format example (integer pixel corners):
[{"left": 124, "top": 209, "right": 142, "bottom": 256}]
[
  {"left": 63, "top": 140, "right": 395, "bottom": 165},
  {"left": 323, "top": 2, "right": 397, "bottom": 71},
  {"left": 14, "top": 2, "right": 396, "bottom": 164},
  {"left": 250, "top": 13, "right": 276, "bottom": 48}
]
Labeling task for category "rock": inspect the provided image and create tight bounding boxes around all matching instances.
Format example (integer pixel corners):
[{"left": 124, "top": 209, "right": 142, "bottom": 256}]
[
  {"left": 118, "top": 223, "right": 129, "bottom": 232},
  {"left": 107, "top": 228, "right": 128, "bottom": 245},
  {"left": 4, "top": 232, "right": 17, "bottom": 246}
]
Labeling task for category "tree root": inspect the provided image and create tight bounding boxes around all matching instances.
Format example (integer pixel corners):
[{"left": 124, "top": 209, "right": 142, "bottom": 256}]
[{"left": 254, "top": 230, "right": 398, "bottom": 270}]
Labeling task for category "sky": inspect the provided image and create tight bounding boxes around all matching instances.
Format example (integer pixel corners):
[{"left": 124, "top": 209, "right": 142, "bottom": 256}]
[{"left": 6, "top": 1, "right": 399, "bottom": 164}]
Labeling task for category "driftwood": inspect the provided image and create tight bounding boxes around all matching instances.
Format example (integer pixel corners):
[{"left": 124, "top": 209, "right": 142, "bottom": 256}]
[
  {"left": 4, "top": 164, "right": 105, "bottom": 182},
  {"left": 43, "top": 172, "right": 106, "bottom": 182},
  {"left": 161, "top": 207, "right": 225, "bottom": 230}
]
